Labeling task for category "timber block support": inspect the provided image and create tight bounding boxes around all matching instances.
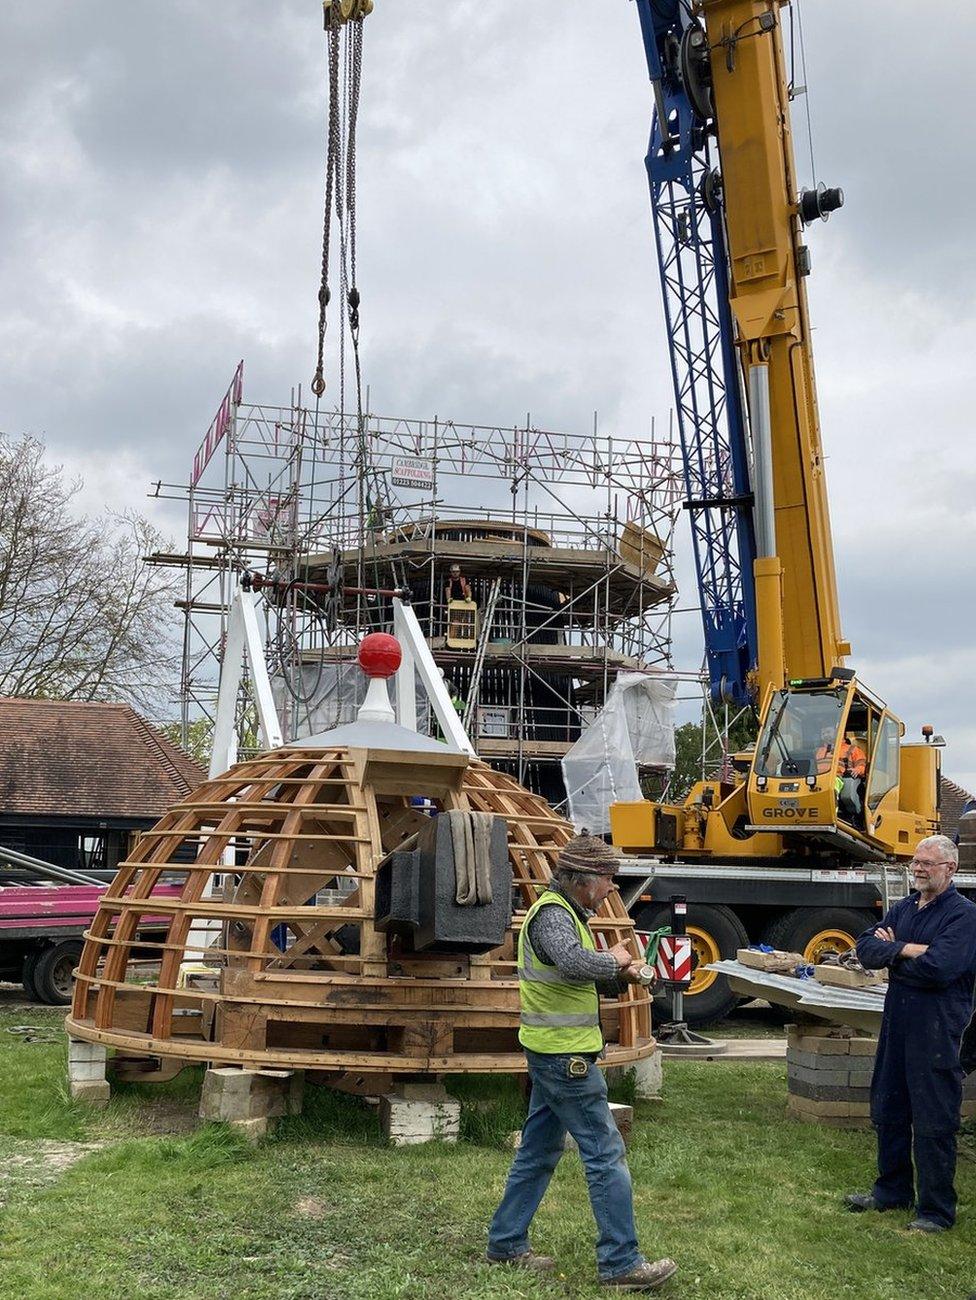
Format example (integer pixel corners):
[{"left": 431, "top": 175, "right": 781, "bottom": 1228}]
[
  {"left": 379, "top": 1081, "right": 461, "bottom": 1146},
  {"left": 200, "top": 1066, "right": 304, "bottom": 1141},
  {"left": 68, "top": 1038, "right": 110, "bottom": 1107}
]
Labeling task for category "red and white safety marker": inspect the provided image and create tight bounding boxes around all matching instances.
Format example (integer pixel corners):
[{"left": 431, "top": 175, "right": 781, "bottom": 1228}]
[{"left": 655, "top": 934, "right": 693, "bottom": 986}]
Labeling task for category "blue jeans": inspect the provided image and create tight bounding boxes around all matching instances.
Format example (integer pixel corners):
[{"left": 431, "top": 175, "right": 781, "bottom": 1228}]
[{"left": 487, "top": 1049, "right": 643, "bottom": 1280}]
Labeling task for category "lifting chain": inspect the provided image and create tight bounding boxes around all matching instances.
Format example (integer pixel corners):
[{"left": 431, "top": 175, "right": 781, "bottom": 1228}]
[{"left": 312, "top": 5, "right": 368, "bottom": 397}]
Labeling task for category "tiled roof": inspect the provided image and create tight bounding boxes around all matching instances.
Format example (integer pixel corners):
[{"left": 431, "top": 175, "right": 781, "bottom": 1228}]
[
  {"left": 0, "top": 697, "right": 206, "bottom": 821},
  {"left": 942, "top": 776, "right": 976, "bottom": 841}
]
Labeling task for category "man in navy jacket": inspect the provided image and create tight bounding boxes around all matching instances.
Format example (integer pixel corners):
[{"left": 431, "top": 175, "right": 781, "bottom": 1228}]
[{"left": 846, "top": 835, "right": 976, "bottom": 1232}]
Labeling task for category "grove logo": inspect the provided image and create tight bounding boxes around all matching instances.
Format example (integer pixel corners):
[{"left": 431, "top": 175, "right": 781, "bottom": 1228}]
[{"left": 761, "top": 807, "right": 819, "bottom": 819}]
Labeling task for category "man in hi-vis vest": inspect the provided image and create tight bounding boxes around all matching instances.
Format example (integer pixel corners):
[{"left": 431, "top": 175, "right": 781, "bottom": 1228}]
[{"left": 487, "top": 834, "right": 678, "bottom": 1292}]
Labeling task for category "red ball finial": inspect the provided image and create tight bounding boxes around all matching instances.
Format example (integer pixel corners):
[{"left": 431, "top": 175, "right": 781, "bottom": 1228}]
[{"left": 358, "top": 632, "right": 401, "bottom": 679}]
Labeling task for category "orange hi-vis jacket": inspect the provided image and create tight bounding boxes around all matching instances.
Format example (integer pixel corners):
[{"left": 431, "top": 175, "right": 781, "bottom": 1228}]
[{"left": 815, "top": 739, "right": 866, "bottom": 779}]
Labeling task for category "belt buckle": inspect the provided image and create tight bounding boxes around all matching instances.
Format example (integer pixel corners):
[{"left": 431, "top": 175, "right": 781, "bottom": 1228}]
[{"left": 567, "top": 1056, "right": 589, "bottom": 1078}]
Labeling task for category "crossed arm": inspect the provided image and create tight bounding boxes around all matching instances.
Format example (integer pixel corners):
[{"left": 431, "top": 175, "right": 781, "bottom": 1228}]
[{"left": 857, "top": 910, "right": 976, "bottom": 989}]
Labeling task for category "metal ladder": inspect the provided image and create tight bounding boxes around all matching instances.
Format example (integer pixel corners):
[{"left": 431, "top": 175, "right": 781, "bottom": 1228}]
[
  {"left": 461, "top": 578, "right": 502, "bottom": 735},
  {"left": 880, "top": 862, "right": 911, "bottom": 914}
]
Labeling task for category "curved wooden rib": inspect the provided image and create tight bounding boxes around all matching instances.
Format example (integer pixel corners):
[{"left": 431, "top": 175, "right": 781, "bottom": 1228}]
[{"left": 67, "top": 751, "right": 654, "bottom": 1075}]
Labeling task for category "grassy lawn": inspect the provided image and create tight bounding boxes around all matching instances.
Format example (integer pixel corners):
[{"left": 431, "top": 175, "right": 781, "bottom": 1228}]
[{"left": 0, "top": 999, "right": 974, "bottom": 1300}]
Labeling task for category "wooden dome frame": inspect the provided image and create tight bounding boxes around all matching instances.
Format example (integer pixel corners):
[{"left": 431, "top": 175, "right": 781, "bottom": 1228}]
[{"left": 67, "top": 742, "right": 654, "bottom": 1081}]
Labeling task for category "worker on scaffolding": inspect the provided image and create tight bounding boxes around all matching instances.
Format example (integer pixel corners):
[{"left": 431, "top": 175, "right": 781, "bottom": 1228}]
[
  {"left": 486, "top": 833, "right": 677, "bottom": 1291},
  {"left": 444, "top": 563, "right": 472, "bottom": 604}
]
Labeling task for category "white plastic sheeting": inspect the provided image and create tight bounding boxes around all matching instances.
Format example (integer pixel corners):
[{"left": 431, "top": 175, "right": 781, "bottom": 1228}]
[
  {"left": 561, "top": 672, "right": 677, "bottom": 835},
  {"left": 272, "top": 661, "right": 436, "bottom": 743}
]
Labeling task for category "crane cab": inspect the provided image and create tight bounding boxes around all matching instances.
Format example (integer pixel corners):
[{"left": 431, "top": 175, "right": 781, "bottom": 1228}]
[{"left": 746, "top": 673, "right": 939, "bottom": 859}]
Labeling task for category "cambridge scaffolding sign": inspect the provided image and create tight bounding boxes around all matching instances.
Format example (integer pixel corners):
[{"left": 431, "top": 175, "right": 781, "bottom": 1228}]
[{"left": 390, "top": 455, "right": 435, "bottom": 493}]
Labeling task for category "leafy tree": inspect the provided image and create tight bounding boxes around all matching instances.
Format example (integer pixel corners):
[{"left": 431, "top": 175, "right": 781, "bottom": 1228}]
[
  {"left": 0, "top": 434, "right": 181, "bottom": 711},
  {"left": 158, "top": 717, "right": 214, "bottom": 767},
  {"left": 667, "top": 710, "right": 759, "bottom": 802}
]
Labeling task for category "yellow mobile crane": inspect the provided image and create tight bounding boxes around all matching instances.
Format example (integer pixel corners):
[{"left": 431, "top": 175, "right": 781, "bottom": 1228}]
[
  {"left": 317, "top": 0, "right": 946, "bottom": 1020},
  {"left": 611, "top": 0, "right": 941, "bottom": 875}
]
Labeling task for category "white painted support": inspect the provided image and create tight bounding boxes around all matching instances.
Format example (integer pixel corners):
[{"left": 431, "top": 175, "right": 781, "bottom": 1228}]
[
  {"left": 396, "top": 632, "right": 418, "bottom": 732},
  {"left": 209, "top": 585, "right": 283, "bottom": 780},
  {"left": 192, "top": 581, "right": 285, "bottom": 973},
  {"left": 393, "top": 598, "right": 475, "bottom": 755}
]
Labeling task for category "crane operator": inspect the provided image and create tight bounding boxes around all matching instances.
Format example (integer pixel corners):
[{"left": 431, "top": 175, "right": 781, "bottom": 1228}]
[{"left": 815, "top": 727, "right": 866, "bottom": 817}]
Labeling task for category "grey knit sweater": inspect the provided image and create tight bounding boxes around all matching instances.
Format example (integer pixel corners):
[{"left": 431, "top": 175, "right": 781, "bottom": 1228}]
[{"left": 526, "top": 882, "right": 623, "bottom": 996}]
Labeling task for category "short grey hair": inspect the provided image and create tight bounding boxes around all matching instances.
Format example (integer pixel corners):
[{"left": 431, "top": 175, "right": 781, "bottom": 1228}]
[
  {"left": 555, "top": 866, "right": 595, "bottom": 890},
  {"left": 916, "top": 834, "right": 958, "bottom": 867}
]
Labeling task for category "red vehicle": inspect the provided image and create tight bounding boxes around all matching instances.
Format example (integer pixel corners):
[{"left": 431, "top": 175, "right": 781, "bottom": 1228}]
[
  {"left": 0, "top": 885, "right": 109, "bottom": 1004},
  {"left": 0, "top": 860, "right": 181, "bottom": 1005}
]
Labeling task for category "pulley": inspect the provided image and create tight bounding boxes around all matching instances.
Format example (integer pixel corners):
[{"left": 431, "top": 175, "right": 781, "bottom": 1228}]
[
  {"left": 323, "top": 0, "right": 373, "bottom": 25},
  {"left": 680, "top": 22, "right": 714, "bottom": 123},
  {"left": 799, "top": 183, "right": 844, "bottom": 225}
]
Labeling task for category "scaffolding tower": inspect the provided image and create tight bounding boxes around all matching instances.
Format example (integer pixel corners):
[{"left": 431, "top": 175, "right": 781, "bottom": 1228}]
[{"left": 150, "top": 364, "right": 684, "bottom": 804}]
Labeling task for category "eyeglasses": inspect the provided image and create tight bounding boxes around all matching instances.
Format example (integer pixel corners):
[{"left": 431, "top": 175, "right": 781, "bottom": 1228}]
[{"left": 909, "top": 858, "right": 953, "bottom": 869}]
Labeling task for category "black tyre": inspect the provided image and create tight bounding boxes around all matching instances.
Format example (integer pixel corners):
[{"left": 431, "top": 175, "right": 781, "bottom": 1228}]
[
  {"left": 31, "top": 940, "right": 83, "bottom": 1006},
  {"left": 21, "top": 948, "right": 42, "bottom": 1002},
  {"left": 762, "top": 907, "right": 877, "bottom": 964},
  {"left": 633, "top": 902, "right": 748, "bottom": 1027}
]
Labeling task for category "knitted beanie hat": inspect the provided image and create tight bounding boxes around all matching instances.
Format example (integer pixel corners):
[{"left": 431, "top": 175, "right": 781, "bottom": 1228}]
[{"left": 556, "top": 832, "right": 620, "bottom": 877}]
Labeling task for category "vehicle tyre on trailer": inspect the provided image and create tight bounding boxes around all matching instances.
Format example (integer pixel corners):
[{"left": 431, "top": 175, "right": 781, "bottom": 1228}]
[
  {"left": 21, "top": 948, "right": 42, "bottom": 1002},
  {"left": 762, "top": 907, "right": 877, "bottom": 965},
  {"left": 30, "top": 940, "right": 83, "bottom": 1006},
  {"left": 633, "top": 902, "right": 748, "bottom": 1026}
]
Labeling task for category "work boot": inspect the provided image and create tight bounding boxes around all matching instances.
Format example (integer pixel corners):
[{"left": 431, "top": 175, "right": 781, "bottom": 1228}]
[
  {"left": 602, "top": 1258, "right": 678, "bottom": 1290},
  {"left": 485, "top": 1250, "right": 556, "bottom": 1272},
  {"left": 844, "top": 1193, "right": 911, "bottom": 1213},
  {"left": 906, "top": 1217, "right": 947, "bottom": 1234}
]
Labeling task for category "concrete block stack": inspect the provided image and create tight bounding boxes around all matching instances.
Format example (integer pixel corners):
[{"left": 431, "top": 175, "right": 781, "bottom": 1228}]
[
  {"left": 787, "top": 1025, "right": 976, "bottom": 1128},
  {"left": 786, "top": 1026, "right": 875, "bottom": 1129}
]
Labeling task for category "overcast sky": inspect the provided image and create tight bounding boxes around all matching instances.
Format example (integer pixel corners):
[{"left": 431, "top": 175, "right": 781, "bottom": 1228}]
[{"left": 2, "top": 1, "right": 974, "bottom": 789}]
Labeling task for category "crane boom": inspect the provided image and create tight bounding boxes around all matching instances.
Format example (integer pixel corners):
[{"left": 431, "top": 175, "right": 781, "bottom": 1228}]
[{"left": 702, "top": 0, "right": 849, "bottom": 688}]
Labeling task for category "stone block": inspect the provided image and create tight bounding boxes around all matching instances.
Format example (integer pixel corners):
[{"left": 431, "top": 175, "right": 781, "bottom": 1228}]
[
  {"left": 234, "top": 1117, "right": 271, "bottom": 1144},
  {"left": 789, "top": 1077, "right": 870, "bottom": 1103},
  {"left": 67, "top": 1038, "right": 108, "bottom": 1097},
  {"left": 848, "top": 1038, "right": 878, "bottom": 1056},
  {"left": 380, "top": 1094, "right": 461, "bottom": 1146},
  {"left": 630, "top": 1050, "right": 663, "bottom": 1101},
  {"left": 70, "top": 1079, "right": 111, "bottom": 1107},
  {"left": 68, "top": 1039, "right": 107, "bottom": 1065},
  {"left": 787, "top": 1026, "right": 851, "bottom": 1053},
  {"left": 199, "top": 1067, "right": 303, "bottom": 1130},
  {"left": 391, "top": 1081, "right": 450, "bottom": 1103},
  {"left": 787, "top": 1066, "right": 856, "bottom": 1089}
]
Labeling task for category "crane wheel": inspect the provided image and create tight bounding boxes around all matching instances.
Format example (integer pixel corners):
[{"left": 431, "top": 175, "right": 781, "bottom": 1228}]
[
  {"left": 762, "top": 908, "right": 877, "bottom": 966},
  {"left": 634, "top": 902, "right": 747, "bottom": 1027}
]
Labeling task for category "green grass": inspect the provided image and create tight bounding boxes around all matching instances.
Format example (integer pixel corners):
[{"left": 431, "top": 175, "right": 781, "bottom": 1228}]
[{"left": 0, "top": 1004, "right": 974, "bottom": 1299}]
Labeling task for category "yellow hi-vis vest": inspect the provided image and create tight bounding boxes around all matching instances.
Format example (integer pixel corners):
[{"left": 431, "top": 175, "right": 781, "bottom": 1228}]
[{"left": 518, "top": 889, "right": 603, "bottom": 1055}]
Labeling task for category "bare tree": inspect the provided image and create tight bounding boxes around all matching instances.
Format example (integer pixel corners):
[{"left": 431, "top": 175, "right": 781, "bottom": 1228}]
[{"left": 0, "top": 434, "right": 181, "bottom": 711}]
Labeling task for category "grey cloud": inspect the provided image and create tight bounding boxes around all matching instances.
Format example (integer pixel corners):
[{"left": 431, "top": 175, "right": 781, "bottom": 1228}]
[{"left": 0, "top": 0, "right": 972, "bottom": 777}]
